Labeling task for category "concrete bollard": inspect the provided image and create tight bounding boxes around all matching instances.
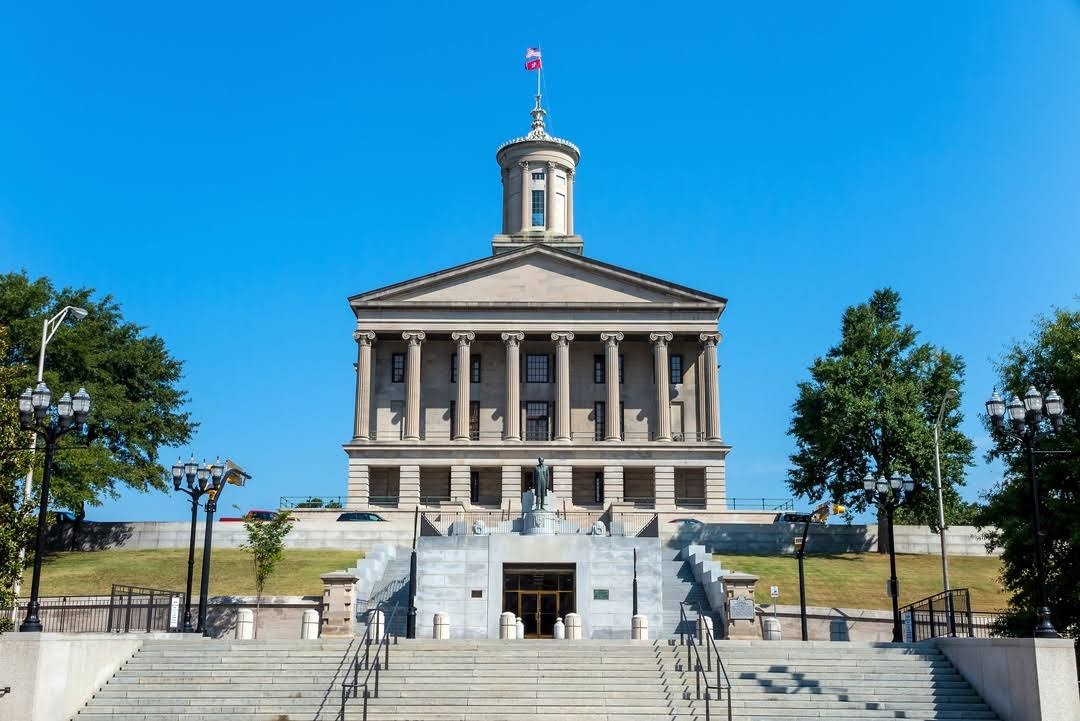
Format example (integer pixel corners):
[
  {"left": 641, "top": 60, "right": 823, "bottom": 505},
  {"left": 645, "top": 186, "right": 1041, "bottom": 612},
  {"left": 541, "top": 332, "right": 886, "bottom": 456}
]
[
  {"left": 762, "top": 616, "right": 782, "bottom": 641},
  {"left": 236, "top": 608, "right": 254, "bottom": 640},
  {"left": 500, "top": 611, "right": 517, "bottom": 639},
  {"left": 697, "top": 615, "right": 714, "bottom": 643},
  {"left": 369, "top": 609, "right": 386, "bottom": 640},
  {"left": 564, "top": 613, "right": 582, "bottom": 640},
  {"left": 433, "top": 611, "right": 450, "bottom": 640},
  {"left": 515, "top": 616, "right": 525, "bottom": 640},
  {"left": 301, "top": 609, "right": 319, "bottom": 639},
  {"left": 830, "top": 618, "right": 850, "bottom": 642},
  {"left": 631, "top": 614, "right": 649, "bottom": 641},
  {"left": 553, "top": 617, "right": 565, "bottom": 640}
]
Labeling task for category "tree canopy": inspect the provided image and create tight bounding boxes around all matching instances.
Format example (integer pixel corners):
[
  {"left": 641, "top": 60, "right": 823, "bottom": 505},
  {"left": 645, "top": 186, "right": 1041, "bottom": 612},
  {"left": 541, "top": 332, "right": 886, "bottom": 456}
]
[
  {"left": 0, "top": 272, "right": 195, "bottom": 512},
  {"left": 0, "top": 325, "right": 35, "bottom": 629},
  {"left": 787, "top": 288, "right": 976, "bottom": 528},
  {"left": 978, "top": 306, "right": 1079, "bottom": 640}
]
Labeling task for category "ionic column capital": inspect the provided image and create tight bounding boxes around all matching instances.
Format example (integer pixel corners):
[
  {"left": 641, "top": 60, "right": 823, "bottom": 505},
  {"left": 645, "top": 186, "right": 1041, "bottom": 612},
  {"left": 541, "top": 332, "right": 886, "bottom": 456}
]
[
  {"left": 649, "top": 332, "right": 673, "bottom": 347},
  {"left": 501, "top": 331, "right": 525, "bottom": 346},
  {"left": 550, "top": 332, "right": 575, "bottom": 346},
  {"left": 546, "top": 161, "right": 557, "bottom": 171},
  {"left": 451, "top": 331, "right": 476, "bottom": 345},
  {"left": 698, "top": 332, "right": 722, "bottom": 347},
  {"left": 600, "top": 331, "right": 625, "bottom": 347},
  {"left": 352, "top": 330, "right": 376, "bottom": 346},
  {"left": 519, "top": 160, "right": 530, "bottom": 171},
  {"left": 402, "top": 331, "right": 426, "bottom": 345}
]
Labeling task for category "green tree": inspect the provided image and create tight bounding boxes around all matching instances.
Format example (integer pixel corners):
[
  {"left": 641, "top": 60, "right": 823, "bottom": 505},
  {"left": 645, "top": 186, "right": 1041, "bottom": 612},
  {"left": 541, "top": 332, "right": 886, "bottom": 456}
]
[
  {"left": 978, "top": 307, "right": 1079, "bottom": 642},
  {"left": 240, "top": 510, "right": 293, "bottom": 638},
  {"left": 787, "top": 289, "right": 977, "bottom": 544},
  {"left": 0, "top": 325, "right": 35, "bottom": 630},
  {"left": 0, "top": 272, "right": 196, "bottom": 512}
]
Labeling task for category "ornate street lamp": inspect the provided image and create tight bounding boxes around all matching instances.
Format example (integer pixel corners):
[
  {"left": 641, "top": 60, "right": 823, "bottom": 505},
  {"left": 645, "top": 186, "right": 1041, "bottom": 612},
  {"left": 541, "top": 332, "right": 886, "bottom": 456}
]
[
  {"left": 17, "top": 383, "right": 91, "bottom": 632},
  {"left": 171, "top": 455, "right": 225, "bottom": 633},
  {"left": 864, "top": 470, "right": 915, "bottom": 643},
  {"left": 194, "top": 456, "right": 232, "bottom": 637},
  {"left": 985, "top": 386, "right": 1066, "bottom": 638}
]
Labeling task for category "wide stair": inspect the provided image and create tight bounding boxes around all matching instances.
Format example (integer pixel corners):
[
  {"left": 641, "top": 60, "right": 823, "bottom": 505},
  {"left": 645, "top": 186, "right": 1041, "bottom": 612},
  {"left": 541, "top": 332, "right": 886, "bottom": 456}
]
[
  {"left": 356, "top": 547, "right": 411, "bottom": 638},
  {"left": 661, "top": 542, "right": 715, "bottom": 639}
]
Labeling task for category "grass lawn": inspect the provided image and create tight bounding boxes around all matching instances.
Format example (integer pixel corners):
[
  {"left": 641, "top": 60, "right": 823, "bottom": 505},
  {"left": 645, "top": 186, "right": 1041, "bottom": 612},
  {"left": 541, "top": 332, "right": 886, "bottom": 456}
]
[
  {"left": 34, "top": 548, "right": 364, "bottom": 597},
  {"left": 717, "top": 553, "right": 1007, "bottom": 611}
]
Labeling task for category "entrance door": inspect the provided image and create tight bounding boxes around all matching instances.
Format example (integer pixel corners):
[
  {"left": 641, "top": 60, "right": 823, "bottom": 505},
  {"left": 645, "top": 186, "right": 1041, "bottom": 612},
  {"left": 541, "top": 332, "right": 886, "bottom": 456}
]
[
  {"left": 513, "top": 591, "right": 563, "bottom": 638},
  {"left": 503, "top": 564, "right": 575, "bottom": 639}
]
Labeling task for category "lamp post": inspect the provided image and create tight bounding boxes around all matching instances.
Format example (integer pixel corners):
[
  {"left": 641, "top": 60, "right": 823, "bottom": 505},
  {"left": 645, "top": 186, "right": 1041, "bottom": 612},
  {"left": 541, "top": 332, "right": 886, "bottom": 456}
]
[
  {"left": 864, "top": 470, "right": 915, "bottom": 643},
  {"left": 793, "top": 502, "right": 844, "bottom": 641},
  {"left": 933, "top": 389, "right": 958, "bottom": 596},
  {"left": 195, "top": 458, "right": 234, "bottom": 637},
  {"left": 16, "top": 383, "right": 91, "bottom": 632},
  {"left": 985, "top": 386, "right": 1066, "bottom": 639},
  {"left": 172, "top": 455, "right": 224, "bottom": 633}
]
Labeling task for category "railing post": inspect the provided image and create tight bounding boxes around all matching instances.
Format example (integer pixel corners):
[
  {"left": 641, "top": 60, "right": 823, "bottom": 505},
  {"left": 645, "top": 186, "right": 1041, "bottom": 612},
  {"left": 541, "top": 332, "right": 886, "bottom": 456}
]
[
  {"left": 124, "top": 587, "right": 133, "bottom": 633},
  {"left": 928, "top": 596, "right": 936, "bottom": 639},
  {"left": 146, "top": 591, "right": 154, "bottom": 632}
]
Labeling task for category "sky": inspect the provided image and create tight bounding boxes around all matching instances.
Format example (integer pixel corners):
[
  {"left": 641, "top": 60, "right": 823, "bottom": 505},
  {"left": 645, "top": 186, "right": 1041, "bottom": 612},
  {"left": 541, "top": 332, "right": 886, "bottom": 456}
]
[{"left": 2, "top": 2, "right": 1078, "bottom": 521}]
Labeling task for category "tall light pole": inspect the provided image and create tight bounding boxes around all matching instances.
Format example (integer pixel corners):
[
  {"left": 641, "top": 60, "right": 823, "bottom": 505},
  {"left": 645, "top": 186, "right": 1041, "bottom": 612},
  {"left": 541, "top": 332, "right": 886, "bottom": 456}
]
[
  {"left": 13, "top": 306, "right": 89, "bottom": 608},
  {"left": 172, "top": 456, "right": 224, "bottom": 634},
  {"left": 933, "top": 389, "right": 958, "bottom": 597},
  {"left": 864, "top": 470, "right": 915, "bottom": 643},
  {"left": 985, "top": 386, "right": 1066, "bottom": 639}
]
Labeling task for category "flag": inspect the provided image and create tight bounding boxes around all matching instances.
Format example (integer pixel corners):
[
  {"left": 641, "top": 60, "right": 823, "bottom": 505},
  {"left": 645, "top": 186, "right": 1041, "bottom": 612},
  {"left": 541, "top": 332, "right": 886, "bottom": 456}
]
[
  {"left": 525, "top": 47, "right": 542, "bottom": 71},
  {"left": 525, "top": 58, "right": 542, "bottom": 71},
  {"left": 526, "top": 47, "right": 542, "bottom": 59}
]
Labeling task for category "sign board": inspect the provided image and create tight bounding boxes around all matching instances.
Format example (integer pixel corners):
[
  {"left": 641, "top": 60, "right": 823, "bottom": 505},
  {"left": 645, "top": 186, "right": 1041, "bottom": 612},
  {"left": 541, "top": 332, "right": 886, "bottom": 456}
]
[
  {"left": 769, "top": 585, "right": 780, "bottom": 599},
  {"left": 169, "top": 595, "right": 181, "bottom": 630},
  {"left": 593, "top": 589, "right": 609, "bottom": 601},
  {"left": 729, "top": 596, "right": 756, "bottom": 620}
]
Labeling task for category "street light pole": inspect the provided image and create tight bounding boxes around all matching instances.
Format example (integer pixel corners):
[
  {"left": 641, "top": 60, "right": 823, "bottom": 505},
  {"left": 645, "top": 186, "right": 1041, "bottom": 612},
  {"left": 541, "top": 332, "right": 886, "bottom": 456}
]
[
  {"left": 864, "top": 471, "right": 915, "bottom": 643},
  {"left": 195, "top": 457, "right": 230, "bottom": 637},
  {"left": 933, "top": 389, "right": 958, "bottom": 596},
  {"left": 172, "top": 456, "right": 222, "bottom": 634}
]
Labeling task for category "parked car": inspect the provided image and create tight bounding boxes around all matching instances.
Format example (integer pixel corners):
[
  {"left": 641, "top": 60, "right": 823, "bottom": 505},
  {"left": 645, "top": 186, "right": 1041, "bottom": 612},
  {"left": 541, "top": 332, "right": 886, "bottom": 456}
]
[
  {"left": 773, "top": 512, "right": 817, "bottom": 524},
  {"left": 336, "top": 512, "right": 387, "bottom": 522},
  {"left": 667, "top": 518, "right": 703, "bottom": 527},
  {"left": 221, "top": 510, "right": 293, "bottom": 522}
]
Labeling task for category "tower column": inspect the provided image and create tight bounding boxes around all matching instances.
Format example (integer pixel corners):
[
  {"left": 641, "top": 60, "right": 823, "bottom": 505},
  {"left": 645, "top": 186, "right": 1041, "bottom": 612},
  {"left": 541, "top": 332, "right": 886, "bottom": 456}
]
[
  {"left": 402, "top": 331, "right": 425, "bottom": 440},
  {"left": 700, "top": 332, "right": 722, "bottom": 441},
  {"left": 501, "top": 167, "right": 510, "bottom": 234},
  {"left": 352, "top": 331, "right": 376, "bottom": 440},
  {"left": 452, "top": 332, "right": 475, "bottom": 441},
  {"left": 650, "top": 332, "right": 673, "bottom": 442},
  {"left": 501, "top": 332, "right": 524, "bottom": 440},
  {"left": 566, "top": 169, "right": 575, "bottom": 235},
  {"left": 545, "top": 162, "right": 556, "bottom": 231},
  {"left": 601, "top": 332, "right": 624, "bottom": 441},
  {"left": 551, "top": 332, "right": 574, "bottom": 441},
  {"left": 519, "top": 161, "right": 531, "bottom": 232}
]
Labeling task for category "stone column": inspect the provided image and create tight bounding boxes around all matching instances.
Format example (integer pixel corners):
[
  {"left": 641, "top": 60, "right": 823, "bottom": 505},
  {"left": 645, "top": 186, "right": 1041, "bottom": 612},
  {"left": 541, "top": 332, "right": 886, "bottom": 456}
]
[
  {"left": 650, "top": 332, "right": 673, "bottom": 441},
  {"left": 695, "top": 347, "right": 707, "bottom": 440},
  {"left": 600, "top": 332, "right": 624, "bottom": 441},
  {"left": 519, "top": 161, "right": 531, "bottom": 232},
  {"left": 352, "top": 331, "right": 376, "bottom": 440},
  {"left": 501, "top": 332, "right": 524, "bottom": 440},
  {"left": 566, "top": 170, "right": 574, "bottom": 235},
  {"left": 551, "top": 332, "right": 574, "bottom": 441},
  {"left": 545, "top": 162, "right": 556, "bottom": 231},
  {"left": 402, "top": 331, "right": 425, "bottom": 440},
  {"left": 501, "top": 167, "right": 510, "bottom": 234},
  {"left": 452, "top": 331, "right": 475, "bottom": 441},
  {"left": 699, "top": 332, "right": 721, "bottom": 441}
]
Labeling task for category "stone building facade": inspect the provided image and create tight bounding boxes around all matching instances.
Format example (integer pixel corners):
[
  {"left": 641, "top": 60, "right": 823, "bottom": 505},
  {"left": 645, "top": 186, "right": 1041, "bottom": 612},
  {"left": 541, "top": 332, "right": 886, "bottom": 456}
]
[{"left": 344, "top": 96, "right": 730, "bottom": 516}]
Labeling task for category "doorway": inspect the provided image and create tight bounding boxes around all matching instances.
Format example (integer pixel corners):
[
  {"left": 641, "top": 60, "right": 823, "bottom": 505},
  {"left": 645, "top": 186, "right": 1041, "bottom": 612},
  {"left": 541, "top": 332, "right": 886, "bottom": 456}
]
[{"left": 502, "top": 564, "right": 575, "bottom": 638}]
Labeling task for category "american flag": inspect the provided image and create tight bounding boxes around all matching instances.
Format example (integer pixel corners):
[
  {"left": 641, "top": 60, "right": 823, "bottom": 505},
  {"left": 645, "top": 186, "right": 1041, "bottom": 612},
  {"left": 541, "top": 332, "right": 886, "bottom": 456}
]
[{"left": 525, "top": 47, "right": 542, "bottom": 59}]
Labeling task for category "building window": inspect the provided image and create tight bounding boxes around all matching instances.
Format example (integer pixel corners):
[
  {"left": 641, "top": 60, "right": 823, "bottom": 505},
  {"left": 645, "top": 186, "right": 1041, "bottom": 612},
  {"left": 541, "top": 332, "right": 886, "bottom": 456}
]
[
  {"left": 594, "top": 401, "right": 605, "bottom": 441},
  {"left": 594, "top": 355, "right": 604, "bottom": 384},
  {"left": 531, "top": 171, "right": 545, "bottom": 181},
  {"left": 525, "top": 354, "right": 549, "bottom": 383},
  {"left": 670, "top": 354, "right": 683, "bottom": 385},
  {"left": 531, "top": 189, "right": 545, "bottom": 227},
  {"left": 451, "top": 354, "right": 482, "bottom": 383},
  {"left": 470, "top": 471, "right": 480, "bottom": 504},
  {"left": 526, "top": 401, "right": 550, "bottom": 441},
  {"left": 594, "top": 472, "right": 604, "bottom": 504},
  {"left": 619, "top": 355, "right": 624, "bottom": 384},
  {"left": 391, "top": 353, "right": 405, "bottom": 383},
  {"left": 450, "top": 400, "right": 480, "bottom": 440},
  {"left": 450, "top": 353, "right": 457, "bottom": 383}
]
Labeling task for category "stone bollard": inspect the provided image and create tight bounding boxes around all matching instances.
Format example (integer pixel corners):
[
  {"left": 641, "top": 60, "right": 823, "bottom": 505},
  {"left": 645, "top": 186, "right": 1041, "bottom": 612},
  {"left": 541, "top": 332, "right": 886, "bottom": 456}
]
[
  {"left": 564, "top": 613, "right": 582, "bottom": 640},
  {"left": 762, "top": 616, "right": 782, "bottom": 640},
  {"left": 697, "top": 615, "right": 714, "bottom": 643},
  {"left": 433, "top": 611, "right": 450, "bottom": 640},
  {"left": 631, "top": 614, "right": 649, "bottom": 641},
  {"left": 515, "top": 616, "right": 525, "bottom": 640},
  {"left": 236, "top": 608, "right": 254, "bottom": 640},
  {"left": 301, "top": 609, "right": 319, "bottom": 639},
  {"left": 500, "top": 611, "right": 517, "bottom": 639},
  {"left": 830, "top": 617, "right": 850, "bottom": 642},
  {"left": 553, "top": 617, "right": 566, "bottom": 640},
  {"left": 369, "top": 609, "right": 386, "bottom": 640}
]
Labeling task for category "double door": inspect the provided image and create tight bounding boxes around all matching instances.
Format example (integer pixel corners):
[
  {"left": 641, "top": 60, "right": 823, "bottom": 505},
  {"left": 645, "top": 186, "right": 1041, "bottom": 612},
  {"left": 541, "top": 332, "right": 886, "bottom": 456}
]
[{"left": 503, "top": 564, "right": 575, "bottom": 639}]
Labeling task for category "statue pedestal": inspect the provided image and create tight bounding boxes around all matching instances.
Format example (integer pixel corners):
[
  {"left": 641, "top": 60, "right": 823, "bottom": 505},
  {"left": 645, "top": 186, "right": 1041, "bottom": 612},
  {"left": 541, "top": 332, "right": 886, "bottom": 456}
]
[{"left": 521, "top": 490, "right": 559, "bottom": 535}]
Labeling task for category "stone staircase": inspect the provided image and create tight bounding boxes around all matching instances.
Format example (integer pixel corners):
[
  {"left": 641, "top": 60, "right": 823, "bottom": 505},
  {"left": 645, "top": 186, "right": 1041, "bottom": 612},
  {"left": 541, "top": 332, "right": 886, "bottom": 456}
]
[
  {"left": 72, "top": 637, "right": 1000, "bottom": 721},
  {"left": 356, "top": 548, "right": 411, "bottom": 638},
  {"left": 661, "top": 542, "right": 715, "bottom": 639}
]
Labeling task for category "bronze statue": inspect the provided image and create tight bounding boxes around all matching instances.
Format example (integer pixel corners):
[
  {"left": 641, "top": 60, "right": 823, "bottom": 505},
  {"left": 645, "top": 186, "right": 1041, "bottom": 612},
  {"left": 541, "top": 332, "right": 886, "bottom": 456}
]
[{"left": 533, "top": 457, "right": 550, "bottom": 511}]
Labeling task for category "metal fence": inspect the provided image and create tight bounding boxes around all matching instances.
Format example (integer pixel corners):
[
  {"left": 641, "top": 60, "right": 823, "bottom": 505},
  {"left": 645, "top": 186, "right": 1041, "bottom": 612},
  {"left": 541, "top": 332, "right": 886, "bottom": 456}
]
[
  {"left": 900, "top": 588, "right": 1005, "bottom": 641},
  {"left": 279, "top": 496, "right": 347, "bottom": 510},
  {"left": 726, "top": 498, "right": 794, "bottom": 511},
  {"left": 13, "top": 584, "right": 184, "bottom": 633},
  {"left": 419, "top": 510, "right": 658, "bottom": 537}
]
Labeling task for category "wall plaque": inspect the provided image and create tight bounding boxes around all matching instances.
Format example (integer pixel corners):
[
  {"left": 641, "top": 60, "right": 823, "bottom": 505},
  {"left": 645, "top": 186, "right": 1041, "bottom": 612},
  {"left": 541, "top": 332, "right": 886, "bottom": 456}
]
[{"left": 729, "top": 596, "right": 756, "bottom": 620}]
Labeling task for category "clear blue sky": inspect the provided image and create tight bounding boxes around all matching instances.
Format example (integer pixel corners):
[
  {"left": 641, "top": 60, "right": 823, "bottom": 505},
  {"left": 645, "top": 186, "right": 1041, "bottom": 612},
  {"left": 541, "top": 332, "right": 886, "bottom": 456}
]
[{"left": 2, "top": 2, "right": 1078, "bottom": 521}]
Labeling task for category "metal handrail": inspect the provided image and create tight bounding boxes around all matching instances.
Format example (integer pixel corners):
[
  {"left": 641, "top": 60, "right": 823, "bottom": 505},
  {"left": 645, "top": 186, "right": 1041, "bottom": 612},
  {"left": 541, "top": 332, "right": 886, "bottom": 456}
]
[
  {"left": 678, "top": 602, "right": 732, "bottom": 721},
  {"left": 340, "top": 606, "right": 399, "bottom": 721}
]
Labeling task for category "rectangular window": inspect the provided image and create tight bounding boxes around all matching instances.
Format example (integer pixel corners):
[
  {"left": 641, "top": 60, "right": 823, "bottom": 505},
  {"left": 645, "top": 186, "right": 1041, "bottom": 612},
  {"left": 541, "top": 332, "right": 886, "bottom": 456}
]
[
  {"left": 594, "top": 472, "right": 604, "bottom": 504},
  {"left": 594, "top": 401, "right": 605, "bottom": 441},
  {"left": 619, "top": 354, "right": 624, "bottom": 384},
  {"left": 593, "top": 355, "right": 604, "bottom": 384},
  {"left": 531, "top": 189, "right": 545, "bottom": 227},
  {"left": 526, "top": 401, "right": 550, "bottom": 441},
  {"left": 450, "top": 353, "right": 457, "bottom": 383},
  {"left": 670, "top": 355, "right": 683, "bottom": 385},
  {"left": 531, "top": 171, "right": 545, "bottom": 180},
  {"left": 391, "top": 353, "right": 405, "bottom": 383},
  {"left": 525, "top": 354, "right": 549, "bottom": 383},
  {"left": 620, "top": 401, "right": 626, "bottom": 440},
  {"left": 471, "top": 355, "right": 482, "bottom": 383},
  {"left": 450, "top": 401, "right": 481, "bottom": 440},
  {"left": 470, "top": 471, "right": 480, "bottom": 504}
]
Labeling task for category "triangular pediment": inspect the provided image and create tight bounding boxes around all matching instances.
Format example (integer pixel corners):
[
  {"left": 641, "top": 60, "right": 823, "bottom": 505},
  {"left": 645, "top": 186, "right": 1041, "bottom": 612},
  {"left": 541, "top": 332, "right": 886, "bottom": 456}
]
[{"left": 350, "top": 245, "right": 725, "bottom": 308}]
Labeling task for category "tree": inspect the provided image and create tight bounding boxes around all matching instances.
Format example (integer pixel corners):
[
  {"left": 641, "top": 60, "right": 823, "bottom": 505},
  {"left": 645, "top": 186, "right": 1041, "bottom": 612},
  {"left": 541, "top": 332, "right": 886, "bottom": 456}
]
[
  {"left": 0, "top": 272, "right": 196, "bottom": 512},
  {"left": 978, "top": 306, "right": 1079, "bottom": 642},
  {"left": 0, "top": 325, "right": 34, "bottom": 630},
  {"left": 240, "top": 510, "right": 293, "bottom": 638},
  {"left": 787, "top": 289, "right": 976, "bottom": 545}
]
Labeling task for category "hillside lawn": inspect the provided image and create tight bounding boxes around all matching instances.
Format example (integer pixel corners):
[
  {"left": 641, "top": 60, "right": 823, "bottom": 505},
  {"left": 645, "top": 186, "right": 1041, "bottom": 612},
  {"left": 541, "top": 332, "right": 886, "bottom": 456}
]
[
  {"left": 33, "top": 549, "right": 364, "bottom": 597},
  {"left": 718, "top": 553, "right": 1007, "bottom": 611}
]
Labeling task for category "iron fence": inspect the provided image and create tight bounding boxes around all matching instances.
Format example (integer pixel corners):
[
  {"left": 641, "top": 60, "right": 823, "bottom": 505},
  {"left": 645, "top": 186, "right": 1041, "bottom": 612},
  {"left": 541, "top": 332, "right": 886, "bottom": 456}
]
[
  {"left": 419, "top": 510, "right": 658, "bottom": 537},
  {"left": 899, "top": 588, "right": 1004, "bottom": 641},
  {"left": 14, "top": 584, "right": 184, "bottom": 633},
  {"left": 726, "top": 497, "right": 794, "bottom": 511},
  {"left": 279, "top": 496, "right": 347, "bottom": 510}
]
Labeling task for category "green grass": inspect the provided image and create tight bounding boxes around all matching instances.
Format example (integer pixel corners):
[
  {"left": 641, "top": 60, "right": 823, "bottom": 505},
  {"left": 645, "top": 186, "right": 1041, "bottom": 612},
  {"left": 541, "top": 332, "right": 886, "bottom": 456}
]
[
  {"left": 35, "top": 548, "right": 364, "bottom": 597},
  {"left": 717, "top": 553, "right": 1007, "bottom": 611}
]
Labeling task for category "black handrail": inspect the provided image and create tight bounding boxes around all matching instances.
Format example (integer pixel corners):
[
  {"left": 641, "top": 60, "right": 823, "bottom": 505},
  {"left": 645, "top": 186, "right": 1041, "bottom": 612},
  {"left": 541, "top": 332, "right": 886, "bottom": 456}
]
[
  {"left": 678, "top": 602, "right": 732, "bottom": 721},
  {"left": 898, "top": 588, "right": 973, "bottom": 641},
  {"left": 340, "top": 605, "right": 400, "bottom": 721}
]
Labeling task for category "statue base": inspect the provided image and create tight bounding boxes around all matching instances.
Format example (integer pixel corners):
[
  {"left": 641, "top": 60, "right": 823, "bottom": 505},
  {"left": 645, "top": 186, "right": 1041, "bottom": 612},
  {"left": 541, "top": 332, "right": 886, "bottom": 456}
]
[{"left": 521, "top": 490, "right": 559, "bottom": 536}]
